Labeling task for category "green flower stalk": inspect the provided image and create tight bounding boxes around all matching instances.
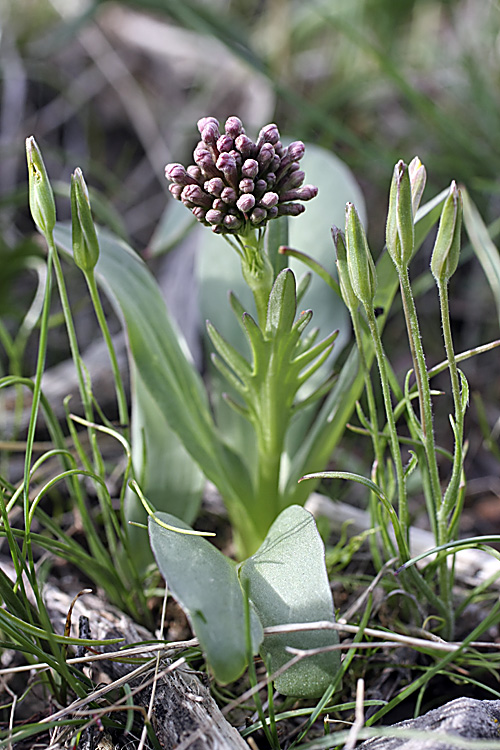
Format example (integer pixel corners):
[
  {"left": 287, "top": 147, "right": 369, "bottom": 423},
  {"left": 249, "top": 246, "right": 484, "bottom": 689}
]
[{"left": 26, "top": 136, "right": 56, "bottom": 237}]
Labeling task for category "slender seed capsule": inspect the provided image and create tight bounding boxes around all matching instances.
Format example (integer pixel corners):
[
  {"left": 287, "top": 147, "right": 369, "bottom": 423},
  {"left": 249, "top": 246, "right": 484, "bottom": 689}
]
[
  {"left": 345, "top": 202, "right": 376, "bottom": 306},
  {"left": 26, "top": 136, "right": 56, "bottom": 236},
  {"left": 71, "top": 168, "right": 100, "bottom": 273},
  {"left": 430, "top": 181, "right": 462, "bottom": 284},
  {"left": 386, "top": 160, "right": 414, "bottom": 269}
]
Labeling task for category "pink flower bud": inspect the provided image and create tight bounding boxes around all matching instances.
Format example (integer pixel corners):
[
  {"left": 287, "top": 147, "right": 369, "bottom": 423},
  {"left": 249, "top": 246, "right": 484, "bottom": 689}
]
[
  {"left": 217, "top": 134, "right": 233, "bottom": 153},
  {"left": 221, "top": 186, "right": 237, "bottom": 204},
  {"left": 239, "top": 178, "right": 254, "bottom": 193},
  {"left": 206, "top": 208, "right": 224, "bottom": 225},
  {"left": 236, "top": 194, "right": 256, "bottom": 213},
  {"left": 287, "top": 141, "right": 305, "bottom": 161},
  {"left": 223, "top": 214, "right": 243, "bottom": 230},
  {"left": 181, "top": 185, "right": 212, "bottom": 208},
  {"left": 250, "top": 207, "right": 267, "bottom": 224},
  {"left": 277, "top": 203, "right": 305, "bottom": 217},
  {"left": 205, "top": 177, "right": 225, "bottom": 196},
  {"left": 197, "top": 116, "right": 219, "bottom": 134},
  {"left": 241, "top": 159, "right": 259, "bottom": 179},
  {"left": 235, "top": 134, "right": 255, "bottom": 158},
  {"left": 256, "top": 123, "right": 280, "bottom": 148},
  {"left": 168, "top": 184, "right": 183, "bottom": 200},
  {"left": 225, "top": 116, "right": 244, "bottom": 138},
  {"left": 260, "top": 192, "right": 279, "bottom": 208}
]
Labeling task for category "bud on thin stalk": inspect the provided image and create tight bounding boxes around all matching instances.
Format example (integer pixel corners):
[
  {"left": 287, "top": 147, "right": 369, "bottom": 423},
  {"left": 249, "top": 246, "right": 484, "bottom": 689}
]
[
  {"left": 345, "top": 203, "right": 376, "bottom": 307},
  {"left": 332, "top": 226, "right": 358, "bottom": 313},
  {"left": 71, "top": 168, "right": 100, "bottom": 274},
  {"left": 430, "top": 181, "right": 462, "bottom": 284},
  {"left": 386, "top": 160, "right": 414, "bottom": 269},
  {"left": 26, "top": 136, "right": 56, "bottom": 236}
]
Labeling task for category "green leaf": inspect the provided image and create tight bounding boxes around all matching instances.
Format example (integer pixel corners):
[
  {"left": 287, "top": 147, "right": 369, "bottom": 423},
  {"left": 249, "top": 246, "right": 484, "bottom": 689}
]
[
  {"left": 240, "top": 505, "right": 340, "bottom": 698},
  {"left": 266, "top": 268, "right": 297, "bottom": 337},
  {"left": 149, "top": 512, "right": 263, "bottom": 684}
]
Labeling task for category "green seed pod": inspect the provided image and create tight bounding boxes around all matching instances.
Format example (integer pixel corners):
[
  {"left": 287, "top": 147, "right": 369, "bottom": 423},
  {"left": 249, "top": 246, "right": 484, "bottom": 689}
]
[
  {"left": 430, "top": 181, "right": 462, "bottom": 284},
  {"left": 345, "top": 202, "right": 376, "bottom": 307},
  {"left": 386, "top": 160, "right": 414, "bottom": 269},
  {"left": 332, "top": 226, "right": 358, "bottom": 313},
  {"left": 408, "top": 156, "right": 426, "bottom": 215},
  {"left": 71, "top": 168, "right": 100, "bottom": 273},
  {"left": 25, "top": 136, "right": 56, "bottom": 236}
]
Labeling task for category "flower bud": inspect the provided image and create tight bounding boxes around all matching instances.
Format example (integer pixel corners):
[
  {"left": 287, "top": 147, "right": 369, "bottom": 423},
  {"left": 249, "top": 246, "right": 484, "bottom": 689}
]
[
  {"left": 216, "top": 152, "right": 238, "bottom": 188},
  {"left": 260, "top": 192, "right": 279, "bottom": 208},
  {"left": 250, "top": 207, "right": 267, "bottom": 224},
  {"left": 277, "top": 203, "right": 305, "bottom": 217},
  {"left": 216, "top": 134, "right": 233, "bottom": 153},
  {"left": 333, "top": 226, "right": 358, "bottom": 313},
  {"left": 197, "top": 116, "right": 219, "bottom": 134},
  {"left": 221, "top": 186, "right": 237, "bottom": 205},
  {"left": 205, "top": 177, "right": 225, "bottom": 196},
  {"left": 206, "top": 209, "right": 224, "bottom": 225},
  {"left": 257, "top": 143, "right": 275, "bottom": 170},
  {"left": 239, "top": 178, "right": 254, "bottom": 194},
  {"left": 236, "top": 194, "right": 256, "bottom": 213},
  {"left": 241, "top": 159, "right": 259, "bottom": 180},
  {"left": 409, "top": 156, "right": 426, "bottom": 215},
  {"left": 386, "top": 160, "right": 414, "bottom": 269},
  {"left": 430, "top": 181, "right": 462, "bottom": 284},
  {"left": 165, "top": 163, "right": 197, "bottom": 185},
  {"left": 256, "top": 123, "right": 280, "bottom": 147},
  {"left": 71, "top": 168, "right": 100, "bottom": 273},
  {"left": 181, "top": 184, "right": 212, "bottom": 208},
  {"left": 26, "top": 136, "right": 56, "bottom": 236},
  {"left": 225, "top": 116, "right": 244, "bottom": 138},
  {"left": 235, "top": 134, "right": 254, "bottom": 158},
  {"left": 345, "top": 202, "right": 376, "bottom": 306},
  {"left": 280, "top": 185, "right": 318, "bottom": 203},
  {"left": 223, "top": 214, "right": 243, "bottom": 230},
  {"left": 287, "top": 141, "right": 305, "bottom": 161}
]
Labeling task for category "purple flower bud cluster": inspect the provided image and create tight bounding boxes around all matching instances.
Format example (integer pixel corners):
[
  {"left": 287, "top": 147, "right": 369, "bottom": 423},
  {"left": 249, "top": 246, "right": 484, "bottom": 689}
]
[{"left": 165, "top": 116, "right": 318, "bottom": 235}]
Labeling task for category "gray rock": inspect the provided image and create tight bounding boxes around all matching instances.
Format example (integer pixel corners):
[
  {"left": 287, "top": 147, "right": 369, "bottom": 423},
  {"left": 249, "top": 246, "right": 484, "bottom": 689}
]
[{"left": 357, "top": 698, "right": 500, "bottom": 749}]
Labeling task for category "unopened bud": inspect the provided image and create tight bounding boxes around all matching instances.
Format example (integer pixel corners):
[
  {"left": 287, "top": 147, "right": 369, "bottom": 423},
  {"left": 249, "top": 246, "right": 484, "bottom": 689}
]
[
  {"left": 386, "top": 160, "right": 414, "bottom": 269},
  {"left": 430, "top": 181, "right": 462, "bottom": 284},
  {"left": 225, "top": 116, "right": 244, "bottom": 138},
  {"left": 216, "top": 134, "right": 233, "bottom": 153},
  {"left": 197, "top": 116, "right": 219, "bottom": 134},
  {"left": 256, "top": 123, "right": 280, "bottom": 147},
  {"left": 206, "top": 209, "right": 224, "bottom": 225},
  {"left": 241, "top": 159, "right": 259, "bottom": 180},
  {"left": 26, "top": 136, "right": 56, "bottom": 236},
  {"left": 345, "top": 203, "right": 376, "bottom": 306},
  {"left": 236, "top": 194, "right": 256, "bottom": 213},
  {"left": 287, "top": 141, "right": 305, "bottom": 161},
  {"left": 409, "top": 156, "right": 426, "bottom": 215},
  {"left": 250, "top": 207, "right": 267, "bottom": 224},
  {"left": 277, "top": 203, "right": 305, "bottom": 217},
  {"left": 71, "top": 168, "right": 99, "bottom": 273},
  {"left": 333, "top": 226, "right": 359, "bottom": 313},
  {"left": 260, "top": 192, "right": 279, "bottom": 208}
]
